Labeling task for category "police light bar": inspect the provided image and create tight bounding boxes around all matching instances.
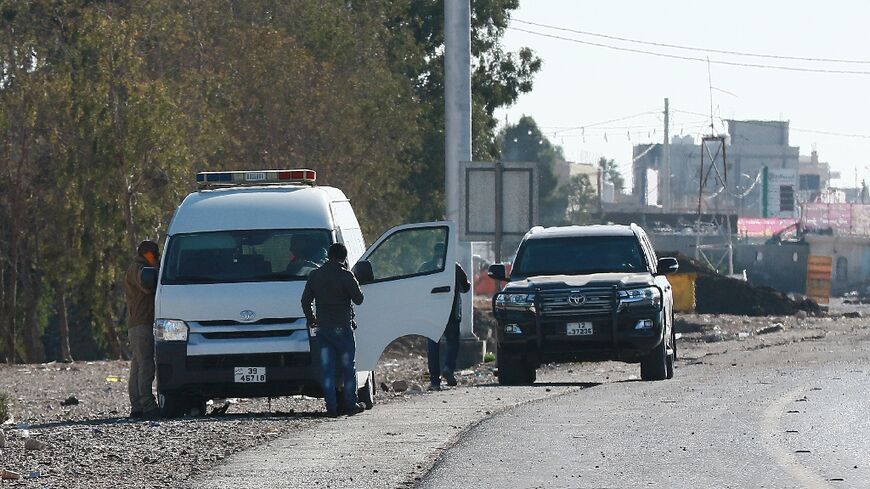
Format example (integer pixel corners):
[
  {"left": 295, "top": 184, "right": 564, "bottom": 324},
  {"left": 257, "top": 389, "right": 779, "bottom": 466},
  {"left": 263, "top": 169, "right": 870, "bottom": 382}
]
[{"left": 196, "top": 169, "right": 316, "bottom": 188}]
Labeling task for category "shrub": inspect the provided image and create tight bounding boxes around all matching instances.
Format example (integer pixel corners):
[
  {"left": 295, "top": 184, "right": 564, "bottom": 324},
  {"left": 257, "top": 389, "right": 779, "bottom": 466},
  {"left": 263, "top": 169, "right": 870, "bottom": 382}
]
[{"left": 483, "top": 352, "right": 496, "bottom": 363}]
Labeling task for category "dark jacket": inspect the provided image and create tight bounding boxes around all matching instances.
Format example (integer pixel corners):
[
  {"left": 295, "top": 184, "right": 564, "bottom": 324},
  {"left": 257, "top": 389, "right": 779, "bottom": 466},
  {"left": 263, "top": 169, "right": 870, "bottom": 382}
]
[
  {"left": 451, "top": 263, "right": 471, "bottom": 323},
  {"left": 301, "top": 260, "right": 364, "bottom": 329},
  {"left": 125, "top": 256, "right": 156, "bottom": 328}
]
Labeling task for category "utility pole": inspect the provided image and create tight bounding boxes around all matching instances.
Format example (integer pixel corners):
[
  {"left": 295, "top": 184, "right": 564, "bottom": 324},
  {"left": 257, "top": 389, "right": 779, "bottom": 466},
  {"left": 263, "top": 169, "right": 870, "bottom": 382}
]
[
  {"left": 445, "top": 0, "right": 484, "bottom": 366},
  {"left": 663, "top": 98, "right": 670, "bottom": 211}
]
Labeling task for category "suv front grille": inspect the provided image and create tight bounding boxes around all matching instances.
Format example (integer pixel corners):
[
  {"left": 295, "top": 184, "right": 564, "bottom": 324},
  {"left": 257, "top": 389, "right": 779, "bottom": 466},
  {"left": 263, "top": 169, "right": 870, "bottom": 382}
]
[{"left": 538, "top": 287, "right": 616, "bottom": 317}]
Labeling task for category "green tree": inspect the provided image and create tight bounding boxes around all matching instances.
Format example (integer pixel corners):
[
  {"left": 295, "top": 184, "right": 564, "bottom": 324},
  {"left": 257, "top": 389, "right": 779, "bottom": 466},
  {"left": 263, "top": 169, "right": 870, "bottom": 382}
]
[
  {"left": 566, "top": 174, "right": 599, "bottom": 225},
  {"left": 499, "top": 115, "right": 569, "bottom": 226},
  {"left": 598, "top": 157, "right": 625, "bottom": 193},
  {"left": 386, "top": 1, "right": 542, "bottom": 222}
]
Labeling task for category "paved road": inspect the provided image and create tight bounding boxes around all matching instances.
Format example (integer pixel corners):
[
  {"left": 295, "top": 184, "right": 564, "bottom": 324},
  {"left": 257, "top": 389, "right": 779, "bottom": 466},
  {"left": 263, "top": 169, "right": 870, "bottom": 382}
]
[{"left": 419, "top": 333, "right": 870, "bottom": 488}]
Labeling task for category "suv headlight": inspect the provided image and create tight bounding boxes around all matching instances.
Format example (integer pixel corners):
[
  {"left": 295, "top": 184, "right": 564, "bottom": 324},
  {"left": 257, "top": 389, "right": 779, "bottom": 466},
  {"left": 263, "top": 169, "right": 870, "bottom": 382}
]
[
  {"left": 618, "top": 287, "right": 662, "bottom": 309},
  {"left": 154, "top": 319, "right": 189, "bottom": 342},
  {"left": 495, "top": 292, "right": 535, "bottom": 311}
]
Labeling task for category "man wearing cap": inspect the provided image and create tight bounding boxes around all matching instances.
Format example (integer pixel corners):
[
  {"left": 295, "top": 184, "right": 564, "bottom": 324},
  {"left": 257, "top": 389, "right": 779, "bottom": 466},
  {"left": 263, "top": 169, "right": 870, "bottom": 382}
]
[
  {"left": 125, "top": 240, "right": 160, "bottom": 418},
  {"left": 302, "top": 243, "right": 365, "bottom": 417}
]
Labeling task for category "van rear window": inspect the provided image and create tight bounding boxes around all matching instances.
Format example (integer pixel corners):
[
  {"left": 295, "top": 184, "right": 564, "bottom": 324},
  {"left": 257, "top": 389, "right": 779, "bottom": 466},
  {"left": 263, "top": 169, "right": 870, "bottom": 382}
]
[{"left": 162, "top": 229, "right": 331, "bottom": 284}]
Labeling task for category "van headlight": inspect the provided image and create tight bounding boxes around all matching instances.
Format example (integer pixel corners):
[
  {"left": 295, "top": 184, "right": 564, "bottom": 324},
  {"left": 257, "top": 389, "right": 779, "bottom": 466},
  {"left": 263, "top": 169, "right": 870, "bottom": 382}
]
[
  {"left": 618, "top": 287, "right": 662, "bottom": 309},
  {"left": 154, "top": 319, "right": 189, "bottom": 342}
]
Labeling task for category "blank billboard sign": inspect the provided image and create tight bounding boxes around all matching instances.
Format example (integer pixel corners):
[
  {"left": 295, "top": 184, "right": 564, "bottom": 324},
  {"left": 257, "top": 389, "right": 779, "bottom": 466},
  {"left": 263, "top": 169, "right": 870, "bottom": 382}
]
[
  {"left": 460, "top": 161, "right": 538, "bottom": 241},
  {"left": 501, "top": 168, "right": 533, "bottom": 234},
  {"left": 466, "top": 168, "right": 496, "bottom": 235}
]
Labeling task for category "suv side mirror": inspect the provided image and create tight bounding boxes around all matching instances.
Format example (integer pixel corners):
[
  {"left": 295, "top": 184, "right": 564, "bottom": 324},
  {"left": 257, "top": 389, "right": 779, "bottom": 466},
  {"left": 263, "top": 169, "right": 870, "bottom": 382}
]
[
  {"left": 656, "top": 257, "right": 679, "bottom": 275},
  {"left": 352, "top": 260, "right": 375, "bottom": 285},
  {"left": 140, "top": 267, "right": 158, "bottom": 290},
  {"left": 488, "top": 263, "right": 508, "bottom": 282}
]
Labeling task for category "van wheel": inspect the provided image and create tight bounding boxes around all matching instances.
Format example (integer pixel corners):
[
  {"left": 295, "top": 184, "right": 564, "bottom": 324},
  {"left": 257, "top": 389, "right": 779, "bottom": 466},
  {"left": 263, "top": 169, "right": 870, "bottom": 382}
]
[
  {"left": 357, "top": 372, "right": 375, "bottom": 410},
  {"left": 158, "top": 391, "right": 186, "bottom": 418},
  {"left": 640, "top": 338, "right": 668, "bottom": 381},
  {"left": 189, "top": 397, "right": 209, "bottom": 417},
  {"left": 665, "top": 330, "right": 676, "bottom": 379}
]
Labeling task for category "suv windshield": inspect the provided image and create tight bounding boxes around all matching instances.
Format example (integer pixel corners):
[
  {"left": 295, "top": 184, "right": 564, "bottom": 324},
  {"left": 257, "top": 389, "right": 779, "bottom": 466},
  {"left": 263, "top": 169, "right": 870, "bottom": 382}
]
[
  {"left": 162, "top": 229, "right": 331, "bottom": 285},
  {"left": 512, "top": 236, "right": 647, "bottom": 278}
]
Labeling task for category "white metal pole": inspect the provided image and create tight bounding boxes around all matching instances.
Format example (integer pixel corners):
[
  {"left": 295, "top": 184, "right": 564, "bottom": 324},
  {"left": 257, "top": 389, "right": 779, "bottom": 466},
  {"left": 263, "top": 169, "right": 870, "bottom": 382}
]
[
  {"left": 663, "top": 98, "right": 670, "bottom": 211},
  {"left": 445, "top": 0, "right": 471, "bottom": 224},
  {"left": 445, "top": 0, "right": 482, "bottom": 362}
]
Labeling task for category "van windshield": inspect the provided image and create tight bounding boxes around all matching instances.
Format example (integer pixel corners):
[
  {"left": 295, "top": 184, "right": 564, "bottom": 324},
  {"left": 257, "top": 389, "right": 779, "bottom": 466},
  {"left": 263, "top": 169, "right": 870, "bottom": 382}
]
[{"left": 162, "top": 229, "right": 332, "bottom": 285}]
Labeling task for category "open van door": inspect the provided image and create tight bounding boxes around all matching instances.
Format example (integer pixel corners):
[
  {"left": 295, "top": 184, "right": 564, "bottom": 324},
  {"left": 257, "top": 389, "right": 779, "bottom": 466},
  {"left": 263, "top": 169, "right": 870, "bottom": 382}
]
[{"left": 353, "top": 221, "right": 456, "bottom": 372}]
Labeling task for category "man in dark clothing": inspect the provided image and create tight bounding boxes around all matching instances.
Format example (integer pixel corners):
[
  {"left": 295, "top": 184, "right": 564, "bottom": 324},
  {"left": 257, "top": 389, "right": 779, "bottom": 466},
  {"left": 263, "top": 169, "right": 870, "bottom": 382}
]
[
  {"left": 125, "top": 240, "right": 160, "bottom": 418},
  {"left": 422, "top": 244, "right": 471, "bottom": 390},
  {"left": 301, "top": 243, "right": 365, "bottom": 417}
]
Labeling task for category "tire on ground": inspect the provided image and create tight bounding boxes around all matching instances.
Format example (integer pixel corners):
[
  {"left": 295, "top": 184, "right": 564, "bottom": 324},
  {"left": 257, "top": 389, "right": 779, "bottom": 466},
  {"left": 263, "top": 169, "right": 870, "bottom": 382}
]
[
  {"left": 357, "top": 372, "right": 375, "bottom": 410},
  {"left": 158, "top": 391, "right": 186, "bottom": 418},
  {"left": 498, "top": 346, "right": 536, "bottom": 386},
  {"left": 640, "top": 338, "right": 668, "bottom": 381}
]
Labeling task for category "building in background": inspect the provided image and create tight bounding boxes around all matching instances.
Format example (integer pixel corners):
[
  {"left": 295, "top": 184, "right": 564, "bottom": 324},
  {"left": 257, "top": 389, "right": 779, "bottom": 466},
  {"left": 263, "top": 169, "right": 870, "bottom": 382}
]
[{"left": 632, "top": 120, "right": 800, "bottom": 218}]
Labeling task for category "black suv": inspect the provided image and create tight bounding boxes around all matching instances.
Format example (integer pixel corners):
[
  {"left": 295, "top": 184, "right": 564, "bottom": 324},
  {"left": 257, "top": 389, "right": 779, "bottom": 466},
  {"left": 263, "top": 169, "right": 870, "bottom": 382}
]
[{"left": 488, "top": 224, "right": 679, "bottom": 384}]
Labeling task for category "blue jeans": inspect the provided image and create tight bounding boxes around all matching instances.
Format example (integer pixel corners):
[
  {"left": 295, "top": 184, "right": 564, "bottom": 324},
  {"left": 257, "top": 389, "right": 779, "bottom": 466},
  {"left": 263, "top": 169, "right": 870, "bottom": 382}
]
[
  {"left": 317, "top": 326, "right": 358, "bottom": 413},
  {"left": 427, "top": 318, "right": 460, "bottom": 385}
]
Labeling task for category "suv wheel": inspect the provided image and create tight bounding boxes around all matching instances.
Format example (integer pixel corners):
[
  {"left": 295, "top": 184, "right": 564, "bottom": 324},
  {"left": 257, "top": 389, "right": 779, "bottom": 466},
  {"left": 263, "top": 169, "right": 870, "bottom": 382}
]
[
  {"left": 665, "top": 330, "right": 676, "bottom": 379},
  {"left": 357, "top": 372, "right": 375, "bottom": 410},
  {"left": 497, "top": 346, "right": 536, "bottom": 385},
  {"left": 640, "top": 338, "right": 668, "bottom": 381}
]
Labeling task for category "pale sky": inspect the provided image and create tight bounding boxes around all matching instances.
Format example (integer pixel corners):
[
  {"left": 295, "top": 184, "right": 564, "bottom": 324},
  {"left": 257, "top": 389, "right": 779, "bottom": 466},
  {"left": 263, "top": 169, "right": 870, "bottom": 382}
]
[{"left": 496, "top": 0, "right": 870, "bottom": 189}]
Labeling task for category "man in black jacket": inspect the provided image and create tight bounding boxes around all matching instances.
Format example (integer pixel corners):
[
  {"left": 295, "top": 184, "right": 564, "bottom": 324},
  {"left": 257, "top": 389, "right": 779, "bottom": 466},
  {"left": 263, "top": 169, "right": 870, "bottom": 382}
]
[
  {"left": 302, "top": 243, "right": 365, "bottom": 417},
  {"left": 423, "top": 243, "right": 471, "bottom": 390}
]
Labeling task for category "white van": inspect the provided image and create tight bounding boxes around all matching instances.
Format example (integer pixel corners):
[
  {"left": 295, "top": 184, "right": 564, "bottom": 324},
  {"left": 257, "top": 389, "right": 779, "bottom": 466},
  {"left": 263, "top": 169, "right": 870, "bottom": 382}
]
[{"left": 149, "top": 169, "right": 457, "bottom": 417}]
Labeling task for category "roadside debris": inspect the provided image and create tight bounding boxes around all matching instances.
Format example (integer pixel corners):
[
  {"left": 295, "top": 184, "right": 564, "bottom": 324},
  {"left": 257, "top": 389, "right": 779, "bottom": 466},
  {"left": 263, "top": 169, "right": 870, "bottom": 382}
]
[
  {"left": 391, "top": 380, "right": 409, "bottom": 393},
  {"left": 1, "top": 469, "right": 21, "bottom": 480},
  {"left": 24, "top": 438, "right": 46, "bottom": 451},
  {"left": 756, "top": 323, "right": 785, "bottom": 335},
  {"left": 61, "top": 395, "right": 80, "bottom": 406},
  {"left": 663, "top": 252, "right": 822, "bottom": 316},
  {"left": 0, "top": 428, "right": 6, "bottom": 448}
]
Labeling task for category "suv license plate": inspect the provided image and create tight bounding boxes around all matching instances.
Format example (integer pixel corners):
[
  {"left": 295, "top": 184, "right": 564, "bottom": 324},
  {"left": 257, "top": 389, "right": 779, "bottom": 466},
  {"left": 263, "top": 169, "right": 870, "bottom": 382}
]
[
  {"left": 567, "top": 322, "right": 593, "bottom": 336},
  {"left": 234, "top": 367, "right": 266, "bottom": 383}
]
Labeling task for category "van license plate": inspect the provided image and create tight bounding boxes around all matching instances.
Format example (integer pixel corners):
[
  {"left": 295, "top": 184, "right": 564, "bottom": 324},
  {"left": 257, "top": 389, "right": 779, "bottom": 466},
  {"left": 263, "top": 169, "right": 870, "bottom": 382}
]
[
  {"left": 234, "top": 367, "right": 266, "bottom": 383},
  {"left": 567, "top": 322, "right": 593, "bottom": 336}
]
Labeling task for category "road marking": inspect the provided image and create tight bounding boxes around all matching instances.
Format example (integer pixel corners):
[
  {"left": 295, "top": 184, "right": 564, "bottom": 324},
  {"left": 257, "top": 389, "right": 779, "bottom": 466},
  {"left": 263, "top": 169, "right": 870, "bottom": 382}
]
[{"left": 760, "top": 383, "right": 833, "bottom": 489}]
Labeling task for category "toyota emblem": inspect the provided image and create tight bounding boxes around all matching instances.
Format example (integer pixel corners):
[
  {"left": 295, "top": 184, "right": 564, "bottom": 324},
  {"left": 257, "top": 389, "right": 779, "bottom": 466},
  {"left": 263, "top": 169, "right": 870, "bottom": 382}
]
[
  {"left": 567, "top": 294, "right": 586, "bottom": 306},
  {"left": 239, "top": 310, "right": 257, "bottom": 322}
]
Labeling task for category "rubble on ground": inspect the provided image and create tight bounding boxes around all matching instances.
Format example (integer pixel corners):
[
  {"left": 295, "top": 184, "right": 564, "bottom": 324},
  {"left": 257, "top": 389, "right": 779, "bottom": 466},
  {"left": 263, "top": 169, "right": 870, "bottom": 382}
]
[{"left": 663, "top": 252, "right": 823, "bottom": 317}]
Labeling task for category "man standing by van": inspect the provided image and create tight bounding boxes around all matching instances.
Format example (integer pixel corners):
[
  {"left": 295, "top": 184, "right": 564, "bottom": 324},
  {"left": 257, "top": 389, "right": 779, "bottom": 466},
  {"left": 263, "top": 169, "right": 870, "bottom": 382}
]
[
  {"left": 302, "top": 243, "right": 365, "bottom": 417},
  {"left": 125, "top": 240, "right": 160, "bottom": 418}
]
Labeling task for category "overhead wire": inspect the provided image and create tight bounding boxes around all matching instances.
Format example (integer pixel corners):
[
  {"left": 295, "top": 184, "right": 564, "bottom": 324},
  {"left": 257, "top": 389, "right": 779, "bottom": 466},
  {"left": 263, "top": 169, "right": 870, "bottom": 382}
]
[
  {"left": 513, "top": 19, "right": 870, "bottom": 65},
  {"left": 507, "top": 26, "right": 870, "bottom": 76}
]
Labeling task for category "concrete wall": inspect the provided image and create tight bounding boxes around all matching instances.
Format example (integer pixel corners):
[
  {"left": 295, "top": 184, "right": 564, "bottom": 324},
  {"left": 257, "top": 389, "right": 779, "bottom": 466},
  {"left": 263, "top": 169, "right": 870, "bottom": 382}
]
[
  {"left": 733, "top": 242, "right": 809, "bottom": 295},
  {"left": 805, "top": 235, "right": 870, "bottom": 295},
  {"left": 649, "top": 233, "right": 809, "bottom": 295}
]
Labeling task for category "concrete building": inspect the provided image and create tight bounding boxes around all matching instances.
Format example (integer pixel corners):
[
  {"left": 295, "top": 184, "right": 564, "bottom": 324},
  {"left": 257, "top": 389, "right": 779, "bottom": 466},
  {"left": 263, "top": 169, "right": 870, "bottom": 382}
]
[
  {"left": 798, "top": 150, "right": 835, "bottom": 203},
  {"left": 632, "top": 120, "right": 800, "bottom": 218},
  {"left": 553, "top": 160, "right": 599, "bottom": 191}
]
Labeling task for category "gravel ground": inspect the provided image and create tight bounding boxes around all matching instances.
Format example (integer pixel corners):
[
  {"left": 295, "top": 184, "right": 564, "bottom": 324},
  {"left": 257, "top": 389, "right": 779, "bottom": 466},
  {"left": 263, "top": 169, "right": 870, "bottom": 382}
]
[{"left": 0, "top": 301, "right": 866, "bottom": 488}]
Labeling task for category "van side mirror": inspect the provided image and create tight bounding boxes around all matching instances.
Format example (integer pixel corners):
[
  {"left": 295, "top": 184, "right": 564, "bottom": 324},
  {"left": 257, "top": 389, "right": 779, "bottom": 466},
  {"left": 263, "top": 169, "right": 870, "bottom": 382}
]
[
  {"left": 488, "top": 264, "right": 507, "bottom": 282},
  {"left": 352, "top": 260, "right": 375, "bottom": 285},
  {"left": 656, "top": 257, "right": 679, "bottom": 275},
  {"left": 140, "top": 267, "right": 158, "bottom": 290}
]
